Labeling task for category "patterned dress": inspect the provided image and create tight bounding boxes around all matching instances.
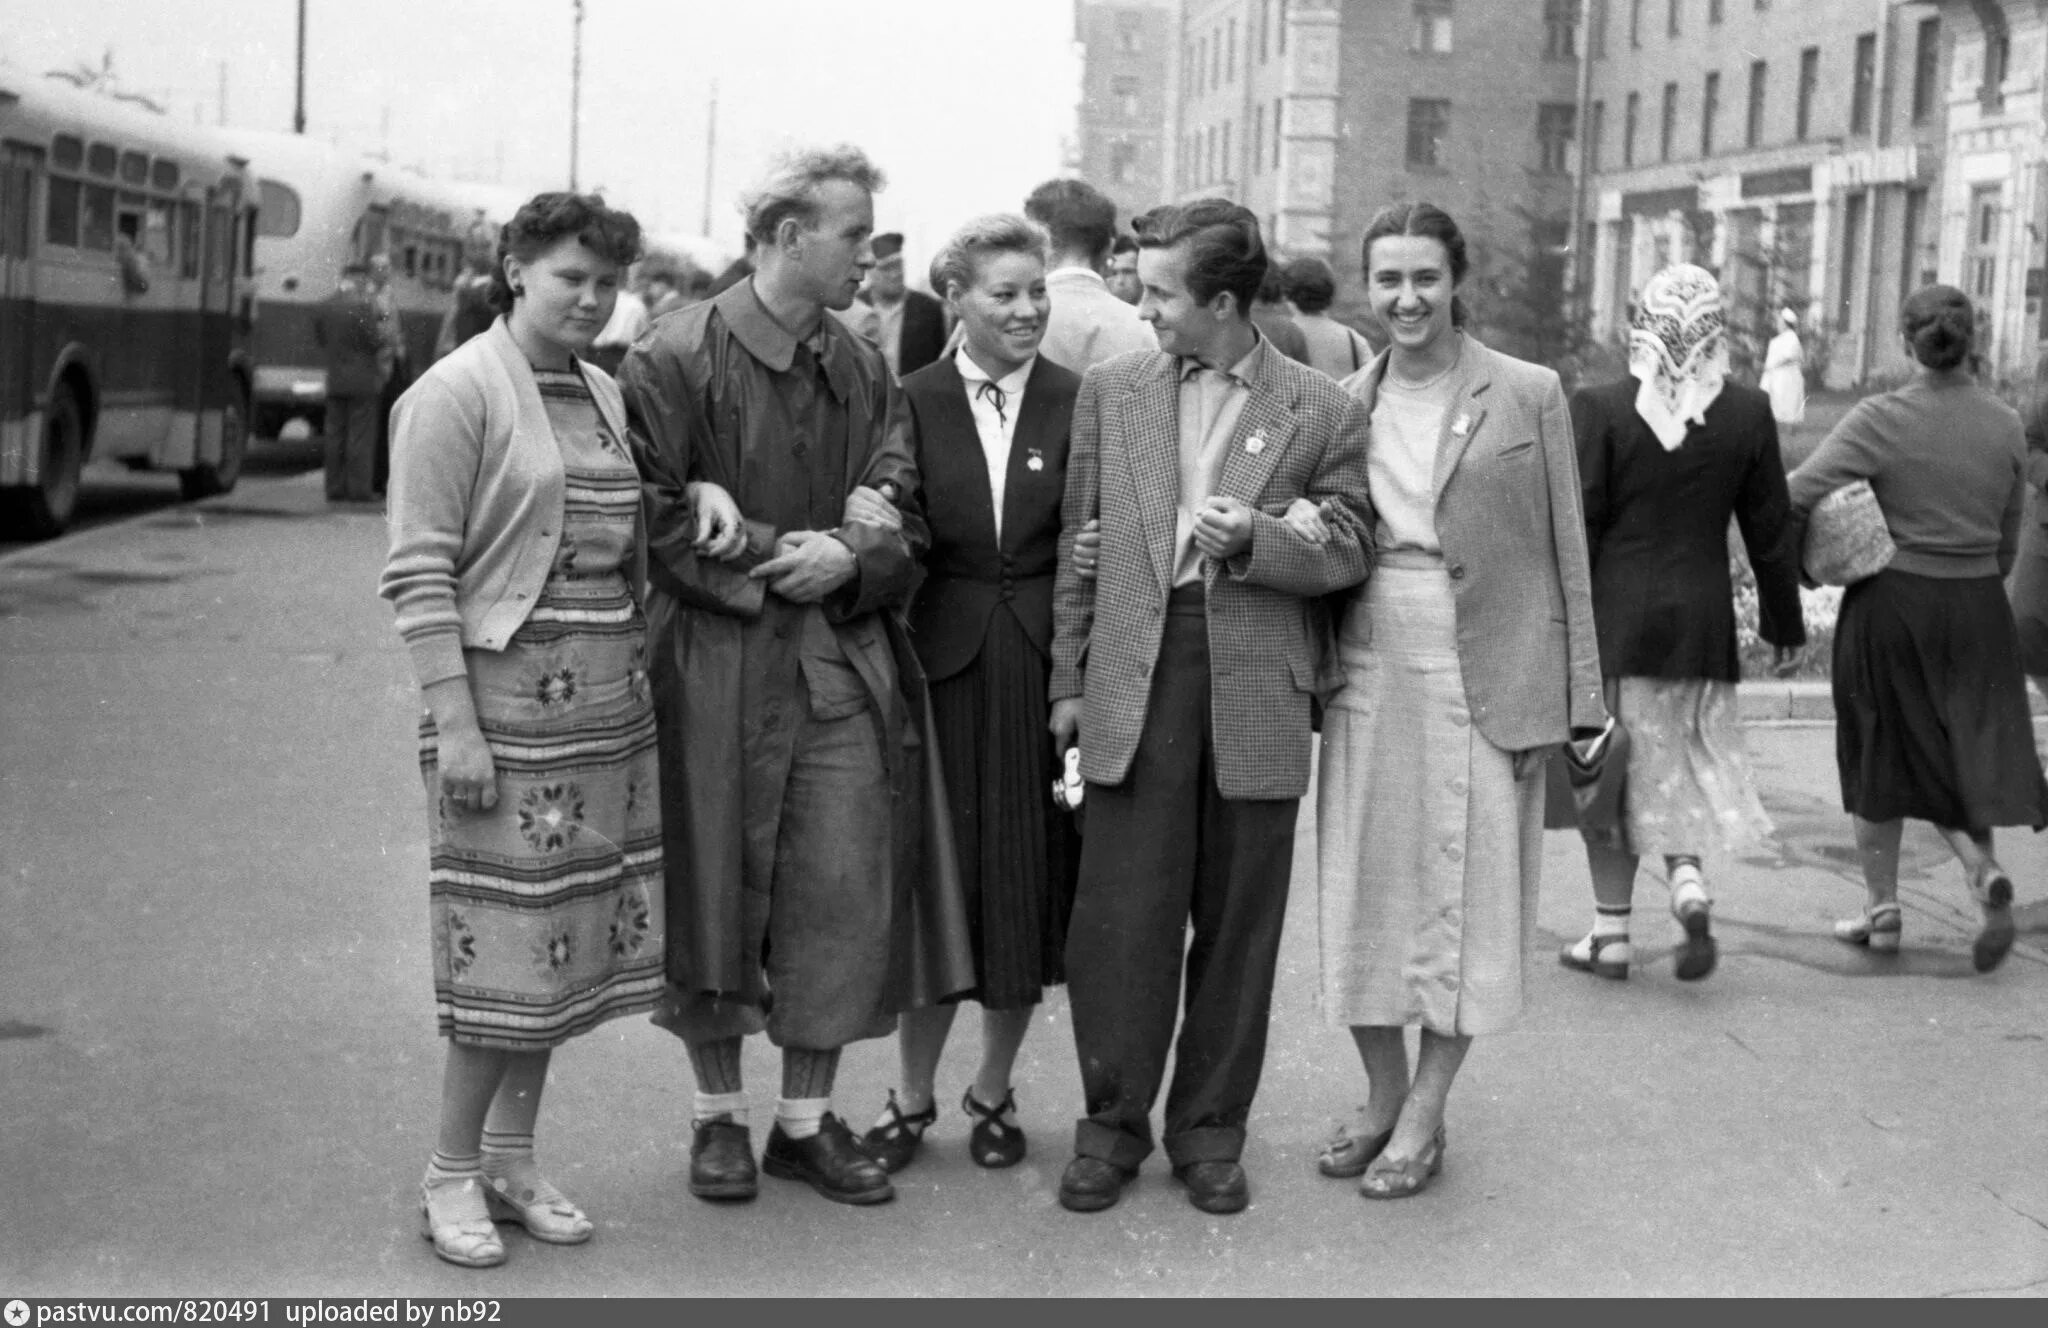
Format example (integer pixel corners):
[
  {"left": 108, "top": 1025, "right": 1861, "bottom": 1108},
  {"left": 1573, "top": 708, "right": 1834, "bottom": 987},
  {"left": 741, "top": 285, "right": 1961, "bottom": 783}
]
[{"left": 422, "top": 368, "right": 664, "bottom": 1049}]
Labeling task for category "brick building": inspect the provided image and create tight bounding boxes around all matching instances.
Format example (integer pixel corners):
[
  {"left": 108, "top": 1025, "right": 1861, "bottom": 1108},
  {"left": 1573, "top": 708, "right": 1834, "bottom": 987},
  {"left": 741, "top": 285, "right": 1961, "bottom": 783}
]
[
  {"left": 1583, "top": 1, "right": 1948, "bottom": 388},
  {"left": 1075, "top": 0, "right": 1179, "bottom": 225}
]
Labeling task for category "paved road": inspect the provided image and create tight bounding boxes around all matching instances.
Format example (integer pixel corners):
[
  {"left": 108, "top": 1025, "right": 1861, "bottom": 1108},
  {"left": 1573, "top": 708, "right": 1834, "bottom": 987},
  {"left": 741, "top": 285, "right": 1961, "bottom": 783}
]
[{"left": 2, "top": 470, "right": 2044, "bottom": 1297}]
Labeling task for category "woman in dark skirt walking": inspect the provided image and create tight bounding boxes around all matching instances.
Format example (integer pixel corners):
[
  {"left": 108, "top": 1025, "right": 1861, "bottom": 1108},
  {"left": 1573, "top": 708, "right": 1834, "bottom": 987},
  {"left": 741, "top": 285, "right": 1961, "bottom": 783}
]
[
  {"left": 1788, "top": 285, "right": 2046, "bottom": 972},
  {"left": 859, "top": 214, "right": 1081, "bottom": 1172}
]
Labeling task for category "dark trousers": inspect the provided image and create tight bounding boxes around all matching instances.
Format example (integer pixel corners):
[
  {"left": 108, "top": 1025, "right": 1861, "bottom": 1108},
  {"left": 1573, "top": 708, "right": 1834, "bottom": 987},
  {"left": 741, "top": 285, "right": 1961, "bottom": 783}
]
[
  {"left": 1065, "top": 591, "right": 1300, "bottom": 1171},
  {"left": 323, "top": 394, "right": 378, "bottom": 501}
]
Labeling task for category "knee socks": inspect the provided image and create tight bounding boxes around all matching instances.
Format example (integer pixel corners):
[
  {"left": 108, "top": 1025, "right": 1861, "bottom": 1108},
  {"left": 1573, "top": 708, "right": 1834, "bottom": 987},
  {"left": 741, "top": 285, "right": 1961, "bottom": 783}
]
[{"left": 776, "top": 1047, "right": 840, "bottom": 1140}]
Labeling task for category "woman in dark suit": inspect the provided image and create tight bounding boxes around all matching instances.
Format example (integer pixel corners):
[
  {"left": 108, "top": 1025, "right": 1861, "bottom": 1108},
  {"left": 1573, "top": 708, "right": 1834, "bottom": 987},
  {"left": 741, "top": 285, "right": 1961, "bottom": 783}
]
[
  {"left": 859, "top": 214, "right": 1081, "bottom": 1172},
  {"left": 1557, "top": 264, "right": 1805, "bottom": 984}
]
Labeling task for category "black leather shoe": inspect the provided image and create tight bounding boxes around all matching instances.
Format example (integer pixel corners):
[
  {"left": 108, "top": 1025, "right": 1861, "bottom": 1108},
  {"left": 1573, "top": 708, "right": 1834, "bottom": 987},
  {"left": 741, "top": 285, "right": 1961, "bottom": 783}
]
[
  {"left": 1174, "top": 1160, "right": 1249, "bottom": 1214},
  {"left": 761, "top": 1115, "right": 895, "bottom": 1205},
  {"left": 688, "top": 1115, "right": 758, "bottom": 1202},
  {"left": 1058, "top": 1155, "right": 1132, "bottom": 1213}
]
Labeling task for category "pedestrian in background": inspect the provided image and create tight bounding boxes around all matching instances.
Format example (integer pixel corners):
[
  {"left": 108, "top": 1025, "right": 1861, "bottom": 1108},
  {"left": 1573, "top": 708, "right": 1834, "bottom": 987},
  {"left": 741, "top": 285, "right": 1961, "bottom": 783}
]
[
  {"left": 1556, "top": 264, "right": 1804, "bottom": 984},
  {"left": 434, "top": 247, "right": 499, "bottom": 362},
  {"left": 861, "top": 232, "right": 948, "bottom": 378},
  {"left": 1311, "top": 202, "right": 1605, "bottom": 1199},
  {"left": 1787, "top": 284, "right": 2045, "bottom": 972},
  {"left": 860, "top": 214, "right": 1081, "bottom": 1175},
  {"left": 1250, "top": 265, "right": 1310, "bottom": 365},
  {"left": 1282, "top": 255, "right": 1375, "bottom": 380},
  {"left": 2008, "top": 360, "right": 2048, "bottom": 703},
  {"left": 622, "top": 145, "right": 953, "bottom": 1210},
  {"left": 1107, "top": 234, "right": 1143, "bottom": 305},
  {"left": 1022, "top": 177, "right": 1156, "bottom": 374},
  {"left": 1051, "top": 199, "right": 1373, "bottom": 1216},
  {"left": 311, "top": 260, "right": 383, "bottom": 503},
  {"left": 1762, "top": 308, "right": 1806, "bottom": 428},
  {"left": 587, "top": 278, "right": 650, "bottom": 376},
  {"left": 369, "top": 252, "right": 409, "bottom": 497},
  {"left": 381, "top": 191, "right": 662, "bottom": 1268}
]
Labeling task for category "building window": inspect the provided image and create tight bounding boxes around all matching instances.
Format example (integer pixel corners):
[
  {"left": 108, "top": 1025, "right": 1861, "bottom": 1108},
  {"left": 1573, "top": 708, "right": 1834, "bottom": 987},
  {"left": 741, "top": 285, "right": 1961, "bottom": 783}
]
[
  {"left": 1911, "top": 18, "right": 1940, "bottom": 125},
  {"left": 1113, "top": 76, "right": 1141, "bottom": 121},
  {"left": 1630, "top": 0, "right": 1642, "bottom": 49},
  {"left": 1709, "top": 0, "right": 1723, "bottom": 24},
  {"left": 1407, "top": 99, "right": 1451, "bottom": 169},
  {"left": 1624, "top": 90, "right": 1640, "bottom": 166},
  {"left": 1221, "top": 121, "right": 1232, "bottom": 181},
  {"left": 1969, "top": 185, "right": 1999, "bottom": 303},
  {"left": 1205, "top": 126, "right": 1216, "bottom": 183},
  {"left": 1590, "top": 99, "right": 1606, "bottom": 171},
  {"left": 1274, "top": 97, "right": 1285, "bottom": 147},
  {"left": 1212, "top": 27, "right": 1223, "bottom": 87},
  {"left": 1796, "top": 47, "right": 1818, "bottom": 141},
  {"left": 1747, "top": 60, "right": 1766, "bottom": 147},
  {"left": 1984, "top": 28, "right": 2010, "bottom": 112},
  {"left": 1259, "top": 0, "right": 1270, "bottom": 63},
  {"left": 1110, "top": 140, "right": 1137, "bottom": 186},
  {"left": 1253, "top": 103, "right": 1265, "bottom": 174},
  {"left": 1592, "top": 0, "right": 1608, "bottom": 59},
  {"left": 1537, "top": 103, "right": 1576, "bottom": 174},
  {"left": 1668, "top": 0, "right": 1680, "bottom": 39},
  {"left": 1660, "top": 82, "right": 1677, "bottom": 162},
  {"left": 1413, "top": 1, "right": 1453, "bottom": 55},
  {"left": 1194, "top": 39, "right": 1205, "bottom": 96},
  {"left": 1901, "top": 186, "right": 1927, "bottom": 310},
  {"left": 1850, "top": 33, "right": 1876, "bottom": 135},
  {"left": 1544, "top": 0, "right": 1576, "bottom": 60},
  {"left": 1701, "top": 71, "right": 1719, "bottom": 156},
  {"left": 1278, "top": 0, "right": 1288, "bottom": 55},
  {"left": 1118, "top": 15, "right": 1141, "bottom": 54},
  {"left": 1227, "top": 18, "right": 1238, "bottom": 81}
]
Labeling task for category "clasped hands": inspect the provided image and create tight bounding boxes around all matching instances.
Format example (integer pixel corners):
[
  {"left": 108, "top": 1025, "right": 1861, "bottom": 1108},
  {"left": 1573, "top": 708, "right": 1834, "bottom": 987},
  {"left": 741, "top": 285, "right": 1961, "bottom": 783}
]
[
  {"left": 1069, "top": 496, "right": 1256, "bottom": 580},
  {"left": 684, "top": 479, "right": 897, "bottom": 604}
]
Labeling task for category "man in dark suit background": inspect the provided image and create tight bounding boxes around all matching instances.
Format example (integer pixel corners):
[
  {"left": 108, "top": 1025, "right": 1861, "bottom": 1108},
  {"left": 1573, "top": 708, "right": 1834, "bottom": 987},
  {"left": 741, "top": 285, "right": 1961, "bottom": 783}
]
[
  {"left": 861, "top": 232, "right": 947, "bottom": 378},
  {"left": 311, "top": 260, "right": 385, "bottom": 503},
  {"left": 1047, "top": 199, "right": 1374, "bottom": 1216}
]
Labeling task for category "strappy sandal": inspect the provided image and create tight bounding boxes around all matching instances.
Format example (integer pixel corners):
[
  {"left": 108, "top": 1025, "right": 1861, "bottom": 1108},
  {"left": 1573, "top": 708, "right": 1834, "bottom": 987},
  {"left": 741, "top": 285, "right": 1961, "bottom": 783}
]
[
  {"left": 484, "top": 1171, "right": 593, "bottom": 1244},
  {"left": 1834, "top": 902, "right": 1902, "bottom": 955},
  {"left": 1559, "top": 932, "right": 1631, "bottom": 980},
  {"left": 961, "top": 1087, "right": 1026, "bottom": 1169},
  {"left": 1359, "top": 1125, "right": 1447, "bottom": 1201},
  {"left": 859, "top": 1090, "right": 937, "bottom": 1174},
  {"left": 1972, "top": 870, "right": 2016, "bottom": 974},
  {"left": 419, "top": 1173, "right": 506, "bottom": 1268},
  {"left": 1317, "top": 1116, "right": 1395, "bottom": 1179}
]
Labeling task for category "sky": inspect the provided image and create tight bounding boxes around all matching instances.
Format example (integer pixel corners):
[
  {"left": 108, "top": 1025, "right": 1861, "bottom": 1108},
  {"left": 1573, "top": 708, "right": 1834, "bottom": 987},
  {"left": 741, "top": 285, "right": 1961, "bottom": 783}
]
[{"left": 2, "top": 0, "right": 1084, "bottom": 268}]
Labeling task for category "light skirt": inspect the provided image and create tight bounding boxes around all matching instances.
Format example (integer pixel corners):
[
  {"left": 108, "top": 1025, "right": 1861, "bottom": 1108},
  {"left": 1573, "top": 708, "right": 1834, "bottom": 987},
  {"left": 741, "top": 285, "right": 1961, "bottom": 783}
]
[
  {"left": 1316, "top": 560, "right": 1542, "bottom": 1037},
  {"left": 1611, "top": 676, "right": 1772, "bottom": 856}
]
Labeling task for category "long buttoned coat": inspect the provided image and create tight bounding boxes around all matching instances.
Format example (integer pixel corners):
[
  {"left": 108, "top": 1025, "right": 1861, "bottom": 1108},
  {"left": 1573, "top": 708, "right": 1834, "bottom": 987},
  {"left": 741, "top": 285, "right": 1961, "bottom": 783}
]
[{"left": 618, "top": 282, "right": 973, "bottom": 1031}]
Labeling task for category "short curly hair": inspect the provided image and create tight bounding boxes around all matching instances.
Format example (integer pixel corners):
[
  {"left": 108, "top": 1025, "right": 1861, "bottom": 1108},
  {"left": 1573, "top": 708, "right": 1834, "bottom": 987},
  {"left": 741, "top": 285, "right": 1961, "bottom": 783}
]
[
  {"left": 739, "top": 144, "right": 888, "bottom": 247},
  {"left": 928, "top": 213, "right": 1049, "bottom": 301},
  {"left": 489, "top": 192, "right": 643, "bottom": 313}
]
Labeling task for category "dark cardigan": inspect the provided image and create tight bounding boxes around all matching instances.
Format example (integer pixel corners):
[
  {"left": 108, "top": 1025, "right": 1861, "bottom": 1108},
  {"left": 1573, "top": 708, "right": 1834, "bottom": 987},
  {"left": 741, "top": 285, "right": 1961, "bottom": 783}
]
[{"left": 1573, "top": 377, "right": 1805, "bottom": 680}]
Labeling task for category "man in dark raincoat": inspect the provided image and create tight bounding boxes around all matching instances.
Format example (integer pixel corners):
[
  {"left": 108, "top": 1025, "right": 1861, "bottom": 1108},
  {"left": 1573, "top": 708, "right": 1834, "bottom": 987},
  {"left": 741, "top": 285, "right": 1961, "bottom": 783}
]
[{"left": 620, "top": 144, "right": 967, "bottom": 1210}]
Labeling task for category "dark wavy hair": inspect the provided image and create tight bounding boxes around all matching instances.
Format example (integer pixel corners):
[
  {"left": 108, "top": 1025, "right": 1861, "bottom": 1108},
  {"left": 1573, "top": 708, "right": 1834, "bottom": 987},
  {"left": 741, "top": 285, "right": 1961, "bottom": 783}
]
[
  {"left": 489, "top": 192, "right": 644, "bottom": 313},
  {"left": 1899, "top": 283, "right": 1973, "bottom": 372},
  {"left": 1132, "top": 198, "right": 1268, "bottom": 315},
  {"left": 1360, "top": 201, "right": 1470, "bottom": 328},
  {"left": 1024, "top": 178, "right": 1118, "bottom": 263}
]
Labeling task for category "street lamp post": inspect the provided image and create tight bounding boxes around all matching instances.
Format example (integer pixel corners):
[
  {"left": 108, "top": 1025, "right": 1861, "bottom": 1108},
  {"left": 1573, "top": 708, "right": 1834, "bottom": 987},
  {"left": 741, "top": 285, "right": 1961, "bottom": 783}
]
[
  {"left": 570, "top": 0, "right": 585, "bottom": 190},
  {"left": 293, "top": 0, "right": 307, "bottom": 134}
]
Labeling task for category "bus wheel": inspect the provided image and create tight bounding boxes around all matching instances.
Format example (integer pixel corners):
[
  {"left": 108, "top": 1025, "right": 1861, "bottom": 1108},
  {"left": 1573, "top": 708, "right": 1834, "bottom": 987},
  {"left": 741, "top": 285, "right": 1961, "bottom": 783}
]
[
  {"left": 180, "top": 385, "right": 249, "bottom": 500},
  {"left": 0, "top": 387, "right": 86, "bottom": 539}
]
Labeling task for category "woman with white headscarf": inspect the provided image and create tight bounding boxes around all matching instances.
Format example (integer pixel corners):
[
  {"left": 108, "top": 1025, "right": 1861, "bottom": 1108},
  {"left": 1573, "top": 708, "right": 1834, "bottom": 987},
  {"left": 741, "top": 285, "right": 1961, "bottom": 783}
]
[
  {"left": 1762, "top": 308, "right": 1806, "bottom": 427},
  {"left": 1554, "top": 264, "right": 1805, "bottom": 982}
]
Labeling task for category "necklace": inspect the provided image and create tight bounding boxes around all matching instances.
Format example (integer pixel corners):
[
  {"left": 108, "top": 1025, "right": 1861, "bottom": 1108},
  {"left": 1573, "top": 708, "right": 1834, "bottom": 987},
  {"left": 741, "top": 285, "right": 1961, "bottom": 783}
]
[{"left": 1388, "top": 337, "right": 1462, "bottom": 391}]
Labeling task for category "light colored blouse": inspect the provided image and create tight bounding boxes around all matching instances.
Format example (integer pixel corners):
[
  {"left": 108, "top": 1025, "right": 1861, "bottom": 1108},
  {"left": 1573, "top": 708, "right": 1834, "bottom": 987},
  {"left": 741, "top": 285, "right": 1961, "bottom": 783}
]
[
  {"left": 1367, "top": 369, "right": 1460, "bottom": 554},
  {"left": 952, "top": 347, "right": 1035, "bottom": 542}
]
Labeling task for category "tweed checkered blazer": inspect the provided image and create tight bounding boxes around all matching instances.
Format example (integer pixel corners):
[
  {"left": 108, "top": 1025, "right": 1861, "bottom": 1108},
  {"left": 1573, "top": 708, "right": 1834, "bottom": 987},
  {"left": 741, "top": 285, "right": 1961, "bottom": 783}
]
[{"left": 1050, "top": 344, "right": 1374, "bottom": 800}]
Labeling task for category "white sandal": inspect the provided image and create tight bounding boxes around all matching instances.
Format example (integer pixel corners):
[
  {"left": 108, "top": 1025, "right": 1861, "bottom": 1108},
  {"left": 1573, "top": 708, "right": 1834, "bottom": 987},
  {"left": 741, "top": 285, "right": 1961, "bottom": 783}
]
[
  {"left": 484, "top": 1171, "right": 594, "bottom": 1245},
  {"left": 419, "top": 1174, "right": 506, "bottom": 1268}
]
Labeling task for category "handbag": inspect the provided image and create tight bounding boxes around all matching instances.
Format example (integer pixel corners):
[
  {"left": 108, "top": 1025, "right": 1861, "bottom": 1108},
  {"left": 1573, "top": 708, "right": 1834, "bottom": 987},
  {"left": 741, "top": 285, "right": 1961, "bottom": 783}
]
[
  {"left": 1547, "top": 715, "right": 1631, "bottom": 852},
  {"left": 1802, "top": 480, "right": 1895, "bottom": 586}
]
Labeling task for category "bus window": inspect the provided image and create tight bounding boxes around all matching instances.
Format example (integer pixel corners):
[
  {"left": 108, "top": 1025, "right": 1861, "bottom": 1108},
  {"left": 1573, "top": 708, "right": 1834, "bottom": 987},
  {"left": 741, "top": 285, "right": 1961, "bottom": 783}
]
[
  {"left": 145, "top": 199, "right": 175, "bottom": 266},
  {"left": 117, "top": 193, "right": 146, "bottom": 243},
  {"left": 180, "top": 198, "right": 200, "bottom": 277},
  {"left": 52, "top": 135, "right": 83, "bottom": 171},
  {"left": 242, "top": 207, "right": 256, "bottom": 277},
  {"left": 208, "top": 204, "right": 231, "bottom": 282},
  {"left": 403, "top": 241, "right": 418, "bottom": 278},
  {"left": 257, "top": 179, "right": 300, "bottom": 238},
  {"left": 150, "top": 159, "right": 179, "bottom": 191},
  {"left": 81, "top": 184, "right": 115, "bottom": 251},
  {"left": 46, "top": 176, "right": 79, "bottom": 247},
  {"left": 85, "top": 142, "right": 117, "bottom": 177},
  {"left": 119, "top": 151, "right": 148, "bottom": 186},
  {"left": 0, "top": 148, "right": 37, "bottom": 257}
]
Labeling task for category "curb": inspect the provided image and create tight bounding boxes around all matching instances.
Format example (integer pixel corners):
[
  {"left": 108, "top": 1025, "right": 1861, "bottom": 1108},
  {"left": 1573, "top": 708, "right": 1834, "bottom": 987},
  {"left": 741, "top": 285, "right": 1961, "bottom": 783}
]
[{"left": 1738, "top": 679, "right": 2048, "bottom": 724}]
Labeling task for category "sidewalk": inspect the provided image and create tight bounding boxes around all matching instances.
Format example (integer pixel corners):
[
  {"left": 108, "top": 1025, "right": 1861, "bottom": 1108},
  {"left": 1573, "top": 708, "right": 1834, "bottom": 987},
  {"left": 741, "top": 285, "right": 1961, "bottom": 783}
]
[
  {"left": 1742, "top": 678, "right": 2048, "bottom": 724},
  {"left": 1, "top": 468, "right": 2044, "bottom": 1297}
]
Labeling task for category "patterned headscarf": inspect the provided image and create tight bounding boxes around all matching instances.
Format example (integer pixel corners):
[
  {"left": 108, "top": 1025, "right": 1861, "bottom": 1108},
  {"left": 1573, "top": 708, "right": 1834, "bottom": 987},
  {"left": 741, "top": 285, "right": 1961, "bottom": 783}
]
[{"left": 1629, "top": 264, "right": 1728, "bottom": 450}]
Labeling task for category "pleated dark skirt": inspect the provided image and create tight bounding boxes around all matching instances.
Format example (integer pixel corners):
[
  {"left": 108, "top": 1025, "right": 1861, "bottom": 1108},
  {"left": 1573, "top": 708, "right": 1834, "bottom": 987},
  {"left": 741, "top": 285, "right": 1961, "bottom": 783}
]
[
  {"left": 1833, "top": 569, "right": 2048, "bottom": 829},
  {"left": 926, "top": 607, "right": 1079, "bottom": 1009}
]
